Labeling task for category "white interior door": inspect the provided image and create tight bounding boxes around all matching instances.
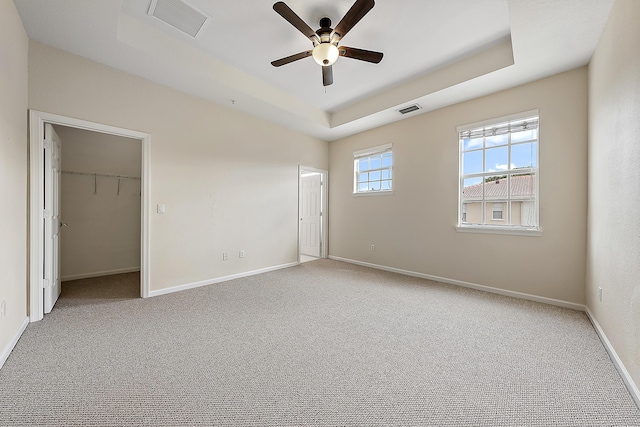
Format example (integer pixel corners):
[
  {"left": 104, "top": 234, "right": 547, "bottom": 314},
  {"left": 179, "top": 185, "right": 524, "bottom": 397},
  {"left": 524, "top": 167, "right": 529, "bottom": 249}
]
[
  {"left": 44, "top": 123, "right": 62, "bottom": 314},
  {"left": 300, "top": 173, "right": 322, "bottom": 257}
]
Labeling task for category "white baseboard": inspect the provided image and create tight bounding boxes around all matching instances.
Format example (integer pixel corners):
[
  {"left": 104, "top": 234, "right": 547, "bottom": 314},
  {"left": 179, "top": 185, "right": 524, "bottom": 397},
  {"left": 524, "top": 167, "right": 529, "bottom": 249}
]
[
  {"left": 148, "top": 262, "right": 300, "bottom": 297},
  {"left": 585, "top": 307, "right": 640, "bottom": 408},
  {"left": 0, "top": 317, "right": 29, "bottom": 370},
  {"left": 62, "top": 267, "right": 141, "bottom": 282},
  {"left": 329, "top": 256, "right": 584, "bottom": 311}
]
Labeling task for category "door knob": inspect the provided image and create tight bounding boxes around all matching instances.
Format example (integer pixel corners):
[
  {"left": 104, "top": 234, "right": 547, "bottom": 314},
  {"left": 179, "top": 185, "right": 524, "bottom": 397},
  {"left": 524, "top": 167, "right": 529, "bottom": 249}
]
[{"left": 60, "top": 222, "right": 68, "bottom": 228}]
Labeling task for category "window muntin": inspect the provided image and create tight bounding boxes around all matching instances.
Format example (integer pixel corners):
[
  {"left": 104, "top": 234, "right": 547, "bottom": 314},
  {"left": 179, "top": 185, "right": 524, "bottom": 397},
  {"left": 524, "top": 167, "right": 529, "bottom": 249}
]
[
  {"left": 354, "top": 144, "right": 392, "bottom": 194},
  {"left": 458, "top": 113, "right": 539, "bottom": 229}
]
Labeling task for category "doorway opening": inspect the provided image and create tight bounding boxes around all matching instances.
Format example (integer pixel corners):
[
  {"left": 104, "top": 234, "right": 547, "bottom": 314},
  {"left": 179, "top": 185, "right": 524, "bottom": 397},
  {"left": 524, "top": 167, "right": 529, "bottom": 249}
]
[
  {"left": 29, "top": 110, "right": 150, "bottom": 322},
  {"left": 298, "top": 166, "right": 328, "bottom": 263}
]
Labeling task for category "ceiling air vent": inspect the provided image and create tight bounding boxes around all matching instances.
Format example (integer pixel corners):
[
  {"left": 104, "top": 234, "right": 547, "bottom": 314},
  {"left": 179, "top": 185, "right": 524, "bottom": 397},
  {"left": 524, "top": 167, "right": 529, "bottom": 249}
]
[
  {"left": 397, "top": 104, "right": 422, "bottom": 115},
  {"left": 148, "top": 0, "right": 209, "bottom": 38}
]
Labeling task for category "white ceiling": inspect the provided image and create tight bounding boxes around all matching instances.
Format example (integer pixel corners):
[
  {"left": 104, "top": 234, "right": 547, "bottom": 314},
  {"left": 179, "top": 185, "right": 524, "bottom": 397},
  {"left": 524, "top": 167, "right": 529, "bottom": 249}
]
[{"left": 13, "top": 0, "right": 614, "bottom": 141}]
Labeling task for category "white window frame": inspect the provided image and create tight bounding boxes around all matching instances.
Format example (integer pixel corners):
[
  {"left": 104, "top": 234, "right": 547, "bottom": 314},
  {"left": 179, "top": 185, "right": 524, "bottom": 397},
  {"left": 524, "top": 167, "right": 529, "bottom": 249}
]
[
  {"left": 353, "top": 143, "right": 393, "bottom": 195},
  {"left": 456, "top": 110, "right": 541, "bottom": 236}
]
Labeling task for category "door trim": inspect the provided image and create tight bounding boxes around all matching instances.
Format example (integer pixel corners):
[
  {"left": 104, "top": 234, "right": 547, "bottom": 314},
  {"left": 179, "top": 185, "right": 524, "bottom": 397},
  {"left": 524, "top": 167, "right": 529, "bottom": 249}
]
[
  {"left": 29, "top": 110, "right": 151, "bottom": 322},
  {"left": 298, "top": 166, "right": 328, "bottom": 261}
]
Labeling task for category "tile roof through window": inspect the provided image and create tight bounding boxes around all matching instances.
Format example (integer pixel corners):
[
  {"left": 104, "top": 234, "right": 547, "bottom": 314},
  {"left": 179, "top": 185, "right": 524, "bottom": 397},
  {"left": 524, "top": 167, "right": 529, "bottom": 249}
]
[{"left": 463, "top": 174, "right": 536, "bottom": 200}]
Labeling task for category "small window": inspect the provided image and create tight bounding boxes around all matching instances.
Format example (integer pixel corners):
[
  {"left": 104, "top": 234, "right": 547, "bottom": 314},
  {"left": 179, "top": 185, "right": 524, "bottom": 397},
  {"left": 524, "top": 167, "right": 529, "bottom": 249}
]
[
  {"left": 458, "top": 111, "right": 539, "bottom": 232},
  {"left": 354, "top": 143, "right": 392, "bottom": 194},
  {"left": 492, "top": 203, "right": 504, "bottom": 220}
]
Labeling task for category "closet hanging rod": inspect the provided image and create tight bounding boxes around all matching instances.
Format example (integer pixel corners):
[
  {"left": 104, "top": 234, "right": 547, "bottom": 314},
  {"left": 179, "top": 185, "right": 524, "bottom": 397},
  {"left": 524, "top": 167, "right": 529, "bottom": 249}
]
[{"left": 62, "top": 171, "right": 141, "bottom": 180}]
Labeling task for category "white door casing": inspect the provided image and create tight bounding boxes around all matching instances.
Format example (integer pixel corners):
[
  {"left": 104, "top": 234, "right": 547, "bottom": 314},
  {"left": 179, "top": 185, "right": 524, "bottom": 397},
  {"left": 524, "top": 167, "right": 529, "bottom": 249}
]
[
  {"left": 43, "top": 124, "right": 62, "bottom": 313},
  {"left": 299, "top": 172, "right": 322, "bottom": 258},
  {"left": 29, "top": 110, "right": 151, "bottom": 322}
]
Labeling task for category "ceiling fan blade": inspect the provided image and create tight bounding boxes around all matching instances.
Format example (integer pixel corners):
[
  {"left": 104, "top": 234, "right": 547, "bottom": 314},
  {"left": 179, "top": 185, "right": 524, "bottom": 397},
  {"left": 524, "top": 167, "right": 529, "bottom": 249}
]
[
  {"left": 322, "top": 65, "right": 333, "bottom": 86},
  {"left": 339, "top": 46, "right": 383, "bottom": 63},
  {"left": 273, "top": 2, "right": 319, "bottom": 43},
  {"left": 271, "top": 50, "right": 313, "bottom": 67},
  {"left": 332, "top": 0, "right": 375, "bottom": 41}
]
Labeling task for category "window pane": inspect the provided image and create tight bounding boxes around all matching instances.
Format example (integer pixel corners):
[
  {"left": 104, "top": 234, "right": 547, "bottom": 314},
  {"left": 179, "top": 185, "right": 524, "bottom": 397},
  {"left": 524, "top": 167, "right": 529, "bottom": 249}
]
[
  {"left": 483, "top": 175, "right": 508, "bottom": 200},
  {"left": 463, "top": 150, "right": 483, "bottom": 175},
  {"left": 511, "top": 128, "right": 537, "bottom": 143},
  {"left": 358, "top": 159, "right": 369, "bottom": 172},
  {"left": 382, "top": 153, "right": 392, "bottom": 167},
  {"left": 369, "top": 181, "right": 381, "bottom": 191},
  {"left": 462, "top": 177, "right": 482, "bottom": 200},
  {"left": 511, "top": 142, "right": 537, "bottom": 169},
  {"left": 370, "top": 156, "right": 381, "bottom": 170},
  {"left": 463, "top": 137, "right": 483, "bottom": 151},
  {"left": 381, "top": 180, "right": 392, "bottom": 190},
  {"left": 489, "top": 201, "right": 507, "bottom": 223},
  {"left": 381, "top": 169, "right": 391, "bottom": 179},
  {"left": 510, "top": 173, "right": 536, "bottom": 200},
  {"left": 485, "top": 146, "right": 508, "bottom": 173},
  {"left": 486, "top": 134, "right": 508, "bottom": 147},
  {"left": 369, "top": 171, "right": 381, "bottom": 181},
  {"left": 358, "top": 183, "right": 368, "bottom": 192},
  {"left": 513, "top": 200, "right": 536, "bottom": 226},
  {"left": 357, "top": 173, "right": 367, "bottom": 183},
  {"left": 462, "top": 201, "right": 482, "bottom": 224}
]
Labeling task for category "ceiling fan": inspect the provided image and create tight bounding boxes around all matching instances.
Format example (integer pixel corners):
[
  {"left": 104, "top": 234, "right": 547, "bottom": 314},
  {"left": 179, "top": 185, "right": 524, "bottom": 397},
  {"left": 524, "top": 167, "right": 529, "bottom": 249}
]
[{"left": 271, "top": 0, "right": 383, "bottom": 86}]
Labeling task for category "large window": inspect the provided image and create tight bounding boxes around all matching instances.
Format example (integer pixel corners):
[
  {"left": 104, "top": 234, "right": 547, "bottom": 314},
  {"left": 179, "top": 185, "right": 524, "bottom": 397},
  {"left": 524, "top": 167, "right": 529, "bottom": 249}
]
[
  {"left": 353, "top": 143, "right": 393, "bottom": 194},
  {"left": 458, "top": 111, "right": 539, "bottom": 233}
]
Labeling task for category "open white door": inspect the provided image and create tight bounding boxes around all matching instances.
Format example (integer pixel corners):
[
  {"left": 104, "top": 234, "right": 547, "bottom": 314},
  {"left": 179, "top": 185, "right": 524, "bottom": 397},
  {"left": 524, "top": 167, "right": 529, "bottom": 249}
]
[
  {"left": 43, "top": 123, "right": 62, "bottom": 314},
  {"left": 299, "top": 173, "right": 322, "bottom": 258}
]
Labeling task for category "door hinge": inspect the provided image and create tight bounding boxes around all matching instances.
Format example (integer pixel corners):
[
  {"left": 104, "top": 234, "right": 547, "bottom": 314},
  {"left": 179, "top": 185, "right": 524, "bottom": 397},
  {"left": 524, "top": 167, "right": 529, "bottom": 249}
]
[
  {"left": 43, "top": 139, "right": 52, "bottom": 149},
  {"left": 43, "top": 279, "right": 50, "bottom": 289},
  {"left": 43, "top": 209, "right": 51, "bottom": 219}
]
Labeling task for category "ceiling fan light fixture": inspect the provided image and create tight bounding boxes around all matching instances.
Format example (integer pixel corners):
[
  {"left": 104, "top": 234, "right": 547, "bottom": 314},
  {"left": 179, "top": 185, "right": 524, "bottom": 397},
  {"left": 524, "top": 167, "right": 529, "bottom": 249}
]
[{"left": 312, "top": 43, "right": 339, "bottom": 66}]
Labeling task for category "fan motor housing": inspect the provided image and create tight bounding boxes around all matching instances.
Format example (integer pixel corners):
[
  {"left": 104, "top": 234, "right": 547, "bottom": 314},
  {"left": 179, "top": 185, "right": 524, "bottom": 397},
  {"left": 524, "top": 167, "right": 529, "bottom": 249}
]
[{"left": 317, "top": 17, "right": 333, "bottom": 42}]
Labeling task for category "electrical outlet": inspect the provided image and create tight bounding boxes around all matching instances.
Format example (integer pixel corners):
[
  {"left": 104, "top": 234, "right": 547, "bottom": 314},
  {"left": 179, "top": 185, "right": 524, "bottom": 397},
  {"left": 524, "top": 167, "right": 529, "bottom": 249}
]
[
  {"left": 598, "top": 287, "right": 603, "bottom": 302},
  {"left": 371, "top": 244, "right": 375, "bottom": 252},
  {"left": 222, "top": 252, "right": 228, "bottom": 261},
  {"left": 239, "top": 250, "right": 245, "bottom": 258},
  {"left": 0, "top": 300, "right": 6, "bottom": 319}
]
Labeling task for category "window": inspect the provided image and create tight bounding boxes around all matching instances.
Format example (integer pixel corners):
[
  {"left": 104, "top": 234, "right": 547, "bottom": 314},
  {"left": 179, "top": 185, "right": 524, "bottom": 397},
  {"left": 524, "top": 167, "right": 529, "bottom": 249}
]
[
  {"left": 492, "top": 203, "right": 504, "bottom": 220},
  {"left": 458, "top": 111, "right": 539, "bottom": 233},
  {"left": 354, "top": 143, "right": 393, "bottom": 194}
]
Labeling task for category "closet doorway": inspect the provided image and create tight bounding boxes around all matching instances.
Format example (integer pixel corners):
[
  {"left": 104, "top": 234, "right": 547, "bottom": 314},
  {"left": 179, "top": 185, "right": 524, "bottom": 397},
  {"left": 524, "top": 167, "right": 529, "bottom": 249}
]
[
  {"left": 55, "top": 125, "right": 141, "bottom": 280},
  {"left": 29, "top": 111, "right": 150, "bottom": 322}
]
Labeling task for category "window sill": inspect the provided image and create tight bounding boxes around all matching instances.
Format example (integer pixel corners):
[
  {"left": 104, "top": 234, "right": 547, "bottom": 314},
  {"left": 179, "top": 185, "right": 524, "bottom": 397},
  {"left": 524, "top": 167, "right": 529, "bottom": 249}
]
[
  {"left": 353, "top": 190, "right": 394, "bottom": 197},
  {"left": 455, "top": 225, "right": 542, "bottom": 237}
]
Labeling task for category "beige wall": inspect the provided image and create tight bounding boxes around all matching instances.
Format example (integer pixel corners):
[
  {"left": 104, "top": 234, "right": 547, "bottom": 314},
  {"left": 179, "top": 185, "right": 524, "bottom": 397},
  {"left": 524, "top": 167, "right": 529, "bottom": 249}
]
[
  {"left": 55, "top": 126, "right": 141, "bottom": 280},
  {"left": 329, "top": 67, "right": 588, "bottom": 304},
  {"left": 0, "top": 0, "right": 29, "bottom": 360},
  {"left": 587, "top": 0, "right": 640, "bottom": 390},
  {"left": 28, "top": 42, "right": 328, "bottom": 292}
]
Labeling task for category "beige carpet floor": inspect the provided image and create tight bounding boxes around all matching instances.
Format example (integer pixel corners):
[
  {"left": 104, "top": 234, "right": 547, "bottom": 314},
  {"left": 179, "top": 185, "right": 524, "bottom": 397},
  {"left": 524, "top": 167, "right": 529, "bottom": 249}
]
[{"left": 1, "top": 259, "right": 639, "bottom": 426}]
